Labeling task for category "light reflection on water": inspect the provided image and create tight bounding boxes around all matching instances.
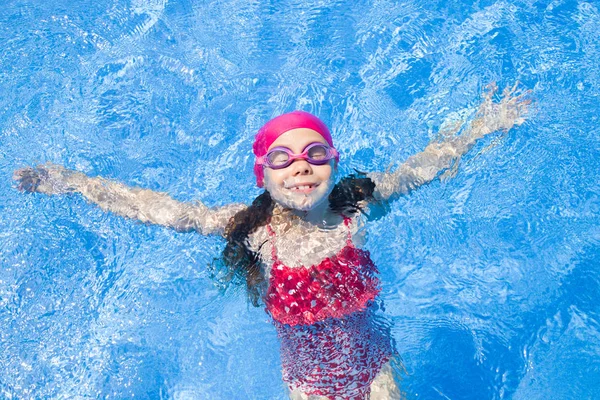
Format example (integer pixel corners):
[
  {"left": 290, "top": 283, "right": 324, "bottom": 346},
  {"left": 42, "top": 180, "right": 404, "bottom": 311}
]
[{"left": 1, "top": 0, "right": 599, "bottom": 398}]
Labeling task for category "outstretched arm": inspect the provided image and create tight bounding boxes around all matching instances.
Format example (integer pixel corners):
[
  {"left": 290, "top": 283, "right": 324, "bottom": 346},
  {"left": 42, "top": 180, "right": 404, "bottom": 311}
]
[
  {"left": 369, "top": 83, "right": 530, "bottom": 202},
  {"left": 13, "top": 164, "right": 246, "bottom": 236}
]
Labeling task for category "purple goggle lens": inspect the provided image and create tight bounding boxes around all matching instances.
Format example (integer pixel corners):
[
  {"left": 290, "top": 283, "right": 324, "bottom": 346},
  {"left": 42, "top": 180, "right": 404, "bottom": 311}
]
[{"left": 258, "top": 142, "right": 338, "bottom": 170}]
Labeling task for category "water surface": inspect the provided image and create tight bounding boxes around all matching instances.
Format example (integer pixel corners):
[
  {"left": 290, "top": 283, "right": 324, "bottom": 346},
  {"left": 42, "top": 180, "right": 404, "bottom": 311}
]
[{"left": 1, "top": 0, "right": 599, "bottom": 398}]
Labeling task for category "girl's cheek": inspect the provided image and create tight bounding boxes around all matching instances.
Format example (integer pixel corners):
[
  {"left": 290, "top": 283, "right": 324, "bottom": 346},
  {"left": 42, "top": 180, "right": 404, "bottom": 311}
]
[
  {"left": 315, "top": 163, "right": 334, "bottom": 180},
  {"left": 265, "top": 169, "right": 286, "bottom": 186}
]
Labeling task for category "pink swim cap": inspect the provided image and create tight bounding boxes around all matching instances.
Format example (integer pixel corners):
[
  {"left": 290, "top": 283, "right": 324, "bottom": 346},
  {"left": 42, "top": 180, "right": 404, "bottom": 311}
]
[{"left": 252, "top": 111, "right": 337, "bottom": 187}]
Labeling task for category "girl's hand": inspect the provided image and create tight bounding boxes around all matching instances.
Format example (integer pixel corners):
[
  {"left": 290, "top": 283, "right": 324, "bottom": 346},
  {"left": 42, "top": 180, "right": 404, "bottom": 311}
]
[
  {"left": 13, "top": 163, "right": 80, "bottom": 195},
  {"left": 471, "top": 82, "right": 531, "bottom": 139}
]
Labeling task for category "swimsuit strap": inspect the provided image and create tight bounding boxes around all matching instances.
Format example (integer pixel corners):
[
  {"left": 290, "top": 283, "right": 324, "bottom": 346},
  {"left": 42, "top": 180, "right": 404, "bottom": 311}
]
[
  {"left": 266, "top": 223, "right": 278, "bottom": 261},
  {"left": 343, "top": 216, "right": 354, "bottom": 247}
]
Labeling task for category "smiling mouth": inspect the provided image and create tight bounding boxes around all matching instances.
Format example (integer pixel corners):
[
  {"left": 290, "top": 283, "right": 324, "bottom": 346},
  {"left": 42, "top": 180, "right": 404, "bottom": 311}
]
[{"left": 286, "top": 183, "right": 320, "bottom": 193}]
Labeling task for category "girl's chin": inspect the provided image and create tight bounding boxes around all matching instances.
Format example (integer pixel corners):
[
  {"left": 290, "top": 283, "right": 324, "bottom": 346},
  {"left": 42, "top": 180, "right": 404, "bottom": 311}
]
[
  {"left": 270, "top": 188, "right": 328, "bottom": 211},
  {"left": 265, "top": 174, "right": 337, "bottom": 212},
  {"left": 282, "top": 196, "right": 324, "bottom": 211}
]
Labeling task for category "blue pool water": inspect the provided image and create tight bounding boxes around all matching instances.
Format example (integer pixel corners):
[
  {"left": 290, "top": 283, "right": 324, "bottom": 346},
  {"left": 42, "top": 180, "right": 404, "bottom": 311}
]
[{"left": 1, "top": 0, "right": 599, "bottom": 398}]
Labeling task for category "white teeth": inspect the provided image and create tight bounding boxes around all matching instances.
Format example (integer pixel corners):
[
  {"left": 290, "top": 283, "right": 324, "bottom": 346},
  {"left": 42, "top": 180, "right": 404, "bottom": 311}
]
[{"left": 289, "top": 184, "right": 315, "bottom": 191}]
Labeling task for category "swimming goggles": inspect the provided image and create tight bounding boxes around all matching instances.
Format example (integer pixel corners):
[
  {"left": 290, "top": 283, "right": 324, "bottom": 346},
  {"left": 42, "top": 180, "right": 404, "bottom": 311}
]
[{"left": 256, "top": 142, "right": 339, "bottom": 170}]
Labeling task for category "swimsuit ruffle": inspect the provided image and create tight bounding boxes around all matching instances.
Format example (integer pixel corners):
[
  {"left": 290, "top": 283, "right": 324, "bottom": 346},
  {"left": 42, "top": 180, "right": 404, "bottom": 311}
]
[{"left": 265, "top": 246, "right": 380, "bottom": 326}]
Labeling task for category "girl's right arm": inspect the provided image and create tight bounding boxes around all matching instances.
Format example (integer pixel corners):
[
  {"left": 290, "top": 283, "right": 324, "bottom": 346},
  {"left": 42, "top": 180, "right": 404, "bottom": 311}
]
[
  {"left": 13, "top": 164, "right": 246, "bottom": 236},
  {"left": 368, "top": 84, "right": 530, "bottom": 203}
]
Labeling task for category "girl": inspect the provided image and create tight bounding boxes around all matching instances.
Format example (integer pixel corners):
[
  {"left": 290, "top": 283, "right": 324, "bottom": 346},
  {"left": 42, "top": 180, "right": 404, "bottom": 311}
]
[{"left": 14, "top": 85, "right": 529, "bottom": 400}]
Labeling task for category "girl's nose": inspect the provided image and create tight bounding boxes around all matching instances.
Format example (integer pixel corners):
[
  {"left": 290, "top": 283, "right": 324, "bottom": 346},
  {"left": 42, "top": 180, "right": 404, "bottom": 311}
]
[{"left": 291, "top": 159, "right": 312, "bottom": 176}]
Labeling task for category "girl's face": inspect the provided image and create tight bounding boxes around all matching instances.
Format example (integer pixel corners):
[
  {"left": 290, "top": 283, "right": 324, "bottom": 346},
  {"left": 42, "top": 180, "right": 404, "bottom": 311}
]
[{"left": 263, "top": 128, "right": 337, "bottom": 211}]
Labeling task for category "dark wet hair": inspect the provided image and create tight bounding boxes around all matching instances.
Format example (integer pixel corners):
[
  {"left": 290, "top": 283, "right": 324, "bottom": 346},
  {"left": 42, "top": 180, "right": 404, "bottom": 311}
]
[{"left": 212, "top": 173, "right": 376, "bottom": 306}]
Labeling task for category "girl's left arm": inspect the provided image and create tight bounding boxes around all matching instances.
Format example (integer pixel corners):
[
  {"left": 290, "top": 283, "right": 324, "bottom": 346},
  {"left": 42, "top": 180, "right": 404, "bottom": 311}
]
[
  {"left": 368, "top": 84, "right": 530, "bottom": 202},
  {"left": 13, "top": 163, "right": 246, "bottom": 236}
]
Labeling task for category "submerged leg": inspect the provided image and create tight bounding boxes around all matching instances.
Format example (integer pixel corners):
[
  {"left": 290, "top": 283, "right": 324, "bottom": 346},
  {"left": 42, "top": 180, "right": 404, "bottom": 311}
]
[
  {"left": 287, "top": 360, "right": 403, "bottom": 400},
  {"left": 287, "top": 386, "right": 328, "bottom": 400},
  {"left": 369, "top": 361, "right": 403, "bottom": 400}
]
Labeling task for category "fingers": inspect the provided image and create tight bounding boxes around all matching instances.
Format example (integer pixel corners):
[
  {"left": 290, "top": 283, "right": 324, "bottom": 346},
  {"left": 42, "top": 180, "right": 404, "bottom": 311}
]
[
  {"left": 502, "top": 80, "right": 521, "bottom": 97},
  {"left": 515, "top": 92, "right": 533, "bottom": 108},
  {"left": 13, "top": 166, "right": 48, "bottom": 193},
  {"left": 511, "top": 80, "right": 520, "bottom": 93},
  {"left": 485, "top": 82, "right": 530, "bottom": 104},
  {"left": 16, "top": 175, "right": 39, "bottom": 192},
  {"left": 498, "top": 84, "right": 531, "bottom": 121},
  {"left": 514, "top": 117, "right": 526, "bottom": 126},
  {"left": 12, "top": 168, "right": 26, "bottom": 181},
  {"left": 13, "top": 168, "right": 32, "bottom": 192},
  {"left": 474, "top": 81, "right": 532, "bottom": 133},
  {"left": 504, "top": 84, "right": 531, "bottom": 102},
  {"left": 483, "top": 82, "right": 499, "bottom": 100}
]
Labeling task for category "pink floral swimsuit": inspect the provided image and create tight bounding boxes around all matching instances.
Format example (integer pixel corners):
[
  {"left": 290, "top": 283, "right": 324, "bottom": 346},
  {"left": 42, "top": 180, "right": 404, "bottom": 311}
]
[{"left": 264, "top": 217, "right": 395, "bottom": 399}]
